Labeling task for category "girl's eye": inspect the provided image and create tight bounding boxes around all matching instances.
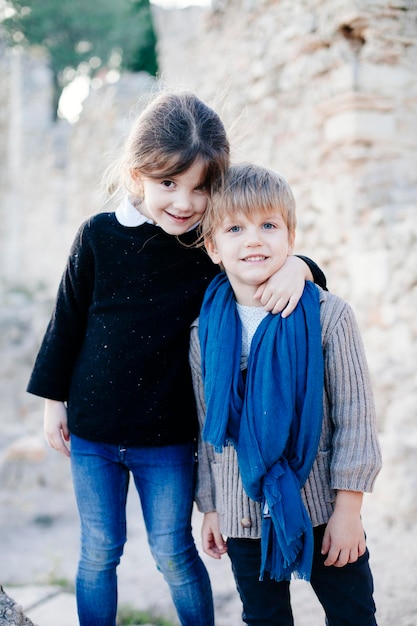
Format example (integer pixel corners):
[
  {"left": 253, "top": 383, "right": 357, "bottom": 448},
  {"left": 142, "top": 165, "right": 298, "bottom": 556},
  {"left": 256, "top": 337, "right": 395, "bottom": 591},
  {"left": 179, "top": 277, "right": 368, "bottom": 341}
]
[
  {"left": 195, "top": 183, "right": 207, "bottom": 192},
  {"left": 262, "top": 222, "right": 275, "bottom": 230},
  {"left": 228, "top": 225, "right": 241, "bottom": 233},
  {"left": 161, "top": 180, "right": 174, "bottom": 188}
]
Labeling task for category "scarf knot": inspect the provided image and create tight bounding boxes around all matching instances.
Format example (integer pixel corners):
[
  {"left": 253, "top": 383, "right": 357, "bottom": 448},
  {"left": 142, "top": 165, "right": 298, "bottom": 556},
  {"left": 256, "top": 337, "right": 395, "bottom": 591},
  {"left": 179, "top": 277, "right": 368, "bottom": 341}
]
[{"left": 199, "top": 273, "right": 324, "bottom": 581}]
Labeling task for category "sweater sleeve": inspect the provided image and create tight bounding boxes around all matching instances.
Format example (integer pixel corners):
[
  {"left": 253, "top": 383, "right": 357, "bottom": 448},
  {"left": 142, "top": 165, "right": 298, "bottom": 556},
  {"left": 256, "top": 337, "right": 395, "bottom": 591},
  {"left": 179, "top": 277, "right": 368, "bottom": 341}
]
[
  {"left": 27, "top": 220, "right": 95, "bottom": 401},
  {"left": 322, "top": 295, "right": 382, "bottom": 492},
  {"left": 189, "top": 320, "right": 217, "bottom": 513},
  {"left": 296, "top": 255, "right": 327, "bottom": 291}
]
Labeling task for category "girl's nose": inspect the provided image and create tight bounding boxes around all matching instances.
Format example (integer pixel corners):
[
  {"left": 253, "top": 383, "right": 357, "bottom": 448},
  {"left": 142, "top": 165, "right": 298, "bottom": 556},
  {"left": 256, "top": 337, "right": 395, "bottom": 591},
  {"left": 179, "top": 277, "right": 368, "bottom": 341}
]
[{"left": 173, "top": 191, "right": 192, "bottom": 211}]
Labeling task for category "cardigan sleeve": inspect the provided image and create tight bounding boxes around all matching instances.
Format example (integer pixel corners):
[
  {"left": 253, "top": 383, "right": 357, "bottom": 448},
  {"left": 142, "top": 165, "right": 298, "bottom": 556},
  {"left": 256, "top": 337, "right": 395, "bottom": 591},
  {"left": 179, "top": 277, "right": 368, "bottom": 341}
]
[
  {"left": 27, "top": 219, "right": 95, "bottom": 401},
  {"left": 189, "top": 320, "right": 217, "bottom": 513},
  {"left": 321, "top": 294, "right": 382, "bottom": 493}
]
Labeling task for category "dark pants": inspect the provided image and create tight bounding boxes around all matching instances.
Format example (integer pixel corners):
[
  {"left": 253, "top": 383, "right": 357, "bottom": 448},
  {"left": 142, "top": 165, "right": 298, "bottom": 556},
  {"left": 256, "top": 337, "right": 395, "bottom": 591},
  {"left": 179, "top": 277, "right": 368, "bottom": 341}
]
[{"left": 227, "top": 525, "right": 377, "bottom": 626}]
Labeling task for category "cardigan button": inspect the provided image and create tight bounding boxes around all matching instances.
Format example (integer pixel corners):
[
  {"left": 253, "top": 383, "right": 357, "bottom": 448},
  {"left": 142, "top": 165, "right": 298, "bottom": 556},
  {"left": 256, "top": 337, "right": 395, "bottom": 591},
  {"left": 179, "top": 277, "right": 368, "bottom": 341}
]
[{"left": 240, "top": 517, "right": 252, "bottom": 528}]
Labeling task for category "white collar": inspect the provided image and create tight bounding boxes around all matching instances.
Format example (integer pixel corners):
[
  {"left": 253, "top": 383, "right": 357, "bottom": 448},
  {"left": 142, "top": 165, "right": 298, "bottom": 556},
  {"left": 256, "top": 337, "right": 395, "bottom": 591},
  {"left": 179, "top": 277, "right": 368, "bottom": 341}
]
[{"left": 115, "top": 196, "right": 153, "bottom": 227}]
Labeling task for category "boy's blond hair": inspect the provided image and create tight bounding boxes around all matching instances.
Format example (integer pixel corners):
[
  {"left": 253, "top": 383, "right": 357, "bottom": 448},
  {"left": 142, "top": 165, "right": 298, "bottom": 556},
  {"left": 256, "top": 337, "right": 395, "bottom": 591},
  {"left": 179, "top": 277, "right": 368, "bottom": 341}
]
[{"left": 201, "top": 162, "right": 296, "bottom": 244}]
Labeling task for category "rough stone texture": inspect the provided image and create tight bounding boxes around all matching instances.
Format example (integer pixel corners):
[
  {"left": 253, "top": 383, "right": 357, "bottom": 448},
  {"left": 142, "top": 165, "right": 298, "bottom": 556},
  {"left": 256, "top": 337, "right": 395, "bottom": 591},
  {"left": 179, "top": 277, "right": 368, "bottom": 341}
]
[
  {"left": 0, "top": 1, "right": 416, "bottom": 624},
  {"left": 1, "top": 0, "right": 416, "bottom": 516},
  {"left": 157, "top": 0, "right": 417, "bottom": 526},
  {"left": 0, "top": 587, "right": 36, "bottom": 626}
]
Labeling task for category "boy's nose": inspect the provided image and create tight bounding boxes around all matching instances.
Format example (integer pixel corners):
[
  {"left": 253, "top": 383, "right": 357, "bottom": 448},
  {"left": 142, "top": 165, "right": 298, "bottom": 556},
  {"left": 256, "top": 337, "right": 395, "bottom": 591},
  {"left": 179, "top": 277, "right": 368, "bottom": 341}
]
[{"left": 244, "top": 229, "right": 262, "bottom": 247}]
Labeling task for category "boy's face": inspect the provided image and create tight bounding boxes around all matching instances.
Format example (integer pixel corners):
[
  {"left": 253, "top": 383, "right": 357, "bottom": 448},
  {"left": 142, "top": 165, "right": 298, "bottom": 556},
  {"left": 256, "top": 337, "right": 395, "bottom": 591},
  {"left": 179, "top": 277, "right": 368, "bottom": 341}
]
[
  {"left": 205, "top": 210, "right": 294, "bottom": 305},
  {"left": 134, "top": 159, "right": 209, "bottom": 236}
]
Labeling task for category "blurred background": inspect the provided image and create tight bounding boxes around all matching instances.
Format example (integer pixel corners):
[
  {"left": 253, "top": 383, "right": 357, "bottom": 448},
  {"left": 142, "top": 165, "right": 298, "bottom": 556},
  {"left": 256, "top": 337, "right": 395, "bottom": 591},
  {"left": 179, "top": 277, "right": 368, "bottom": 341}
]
[{"left": 0, "top": 0, "right": 416, "bottom": 624}]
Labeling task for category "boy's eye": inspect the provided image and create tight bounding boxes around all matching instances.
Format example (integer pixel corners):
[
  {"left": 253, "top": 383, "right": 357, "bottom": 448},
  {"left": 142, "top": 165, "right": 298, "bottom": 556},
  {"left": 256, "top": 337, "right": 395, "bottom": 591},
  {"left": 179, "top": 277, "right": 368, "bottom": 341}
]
[
  {"left": 228, "top": 225, "right": 241, "bottom": 233},
  {"left": 161, "top": 180, "right": 174, "bottom": 188},
  {"left": 262, "top": 222, "right": 275, "bottom": 230}
]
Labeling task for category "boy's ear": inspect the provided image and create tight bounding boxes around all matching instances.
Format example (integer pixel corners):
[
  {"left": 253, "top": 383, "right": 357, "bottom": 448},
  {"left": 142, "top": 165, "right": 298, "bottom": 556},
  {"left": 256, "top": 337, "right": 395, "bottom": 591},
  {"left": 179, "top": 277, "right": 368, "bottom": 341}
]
[
  {"left": 288, "top": 231, "right": 295, "bottom": 254},
  {"left": 204, "top": 238, "right": 222, "bottom": 265}
]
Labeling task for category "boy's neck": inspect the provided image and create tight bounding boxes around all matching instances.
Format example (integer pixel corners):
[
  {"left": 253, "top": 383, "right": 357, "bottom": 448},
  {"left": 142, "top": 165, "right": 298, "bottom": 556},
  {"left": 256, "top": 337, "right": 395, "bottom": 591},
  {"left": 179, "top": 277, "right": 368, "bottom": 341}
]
[{"left": 227, "top": 279, "right": 263, "bottom": 307}]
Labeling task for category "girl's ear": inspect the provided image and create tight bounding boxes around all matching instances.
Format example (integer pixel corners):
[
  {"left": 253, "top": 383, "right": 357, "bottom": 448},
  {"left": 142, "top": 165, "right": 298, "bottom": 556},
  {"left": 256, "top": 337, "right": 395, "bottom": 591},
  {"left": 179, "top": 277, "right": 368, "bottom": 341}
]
[
  {"left": 130, "top": 167, "right": 142, "bottom": 182},
  {"left": 204, "top": 238, "right": 222, "bottom": 265},
  {"left": 130, "top": 169, "right": 144, "bottom": 200}
]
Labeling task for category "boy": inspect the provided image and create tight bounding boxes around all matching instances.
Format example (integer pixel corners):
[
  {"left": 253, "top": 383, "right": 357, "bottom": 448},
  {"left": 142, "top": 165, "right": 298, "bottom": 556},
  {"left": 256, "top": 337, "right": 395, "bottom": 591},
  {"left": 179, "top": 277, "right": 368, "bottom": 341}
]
[{"left": 190, "top": 163, "right": 382, "bottom": 625}]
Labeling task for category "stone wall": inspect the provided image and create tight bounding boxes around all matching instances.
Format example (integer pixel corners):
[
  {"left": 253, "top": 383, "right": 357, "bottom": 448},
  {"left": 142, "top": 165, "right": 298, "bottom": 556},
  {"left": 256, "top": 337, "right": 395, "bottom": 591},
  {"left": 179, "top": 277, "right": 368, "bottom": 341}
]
[
  {"left": 0, "top": 47, "right": 157, "bottom": 431},
  {"left": 0, "top": 0, "right": 416, "bottom": 517},
  {"left": 154, "top": 0, "right": 417, "bottom": 517}
]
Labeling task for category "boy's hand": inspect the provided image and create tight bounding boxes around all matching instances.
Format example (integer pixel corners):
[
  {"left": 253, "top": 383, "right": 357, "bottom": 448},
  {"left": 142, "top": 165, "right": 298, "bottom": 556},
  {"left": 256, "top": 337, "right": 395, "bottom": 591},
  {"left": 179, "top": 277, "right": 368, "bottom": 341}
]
[
  {"left": 202, "top": 511, "right": 227, "bottom": 559},
  {"left": 44, "top": 399, "right": 70, "bottom": 458},
  {"left": 321, "top": 491, "right": 366, "bottom": 567},
  {"left": 254, "top": 256, "right": 312, "bottom": 317}
]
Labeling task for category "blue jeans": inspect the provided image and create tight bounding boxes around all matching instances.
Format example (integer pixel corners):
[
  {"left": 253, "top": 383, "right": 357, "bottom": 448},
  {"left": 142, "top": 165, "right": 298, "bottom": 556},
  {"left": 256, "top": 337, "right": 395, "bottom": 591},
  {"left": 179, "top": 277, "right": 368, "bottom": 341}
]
[
  {"left": 227, "top": 525, "right": 377, "bottom": 626},
  {"left": 70, "top": 435, "right": 213, "bottom": 626}
]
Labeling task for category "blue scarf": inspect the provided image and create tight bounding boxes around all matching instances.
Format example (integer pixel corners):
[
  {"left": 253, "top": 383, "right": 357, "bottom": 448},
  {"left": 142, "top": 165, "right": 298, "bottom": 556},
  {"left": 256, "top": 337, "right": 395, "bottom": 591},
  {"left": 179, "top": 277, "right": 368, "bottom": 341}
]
[{"left": 199, "top": 273, "right": 324, "bottom": 581}]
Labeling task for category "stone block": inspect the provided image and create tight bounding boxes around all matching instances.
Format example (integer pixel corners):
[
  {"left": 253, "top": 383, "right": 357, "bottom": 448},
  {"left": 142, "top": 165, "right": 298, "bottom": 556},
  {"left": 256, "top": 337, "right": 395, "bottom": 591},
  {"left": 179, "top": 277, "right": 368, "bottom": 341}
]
[{"left": 324, "top": 109, "right": 396, "bottom": 142}]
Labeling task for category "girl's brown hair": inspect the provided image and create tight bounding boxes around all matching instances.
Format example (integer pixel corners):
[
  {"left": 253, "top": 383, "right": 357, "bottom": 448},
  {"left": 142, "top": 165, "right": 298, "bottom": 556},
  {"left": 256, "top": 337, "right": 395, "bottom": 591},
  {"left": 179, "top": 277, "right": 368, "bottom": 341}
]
[{"left": 106, "top": 90, "right": 230, "bottom": 198}]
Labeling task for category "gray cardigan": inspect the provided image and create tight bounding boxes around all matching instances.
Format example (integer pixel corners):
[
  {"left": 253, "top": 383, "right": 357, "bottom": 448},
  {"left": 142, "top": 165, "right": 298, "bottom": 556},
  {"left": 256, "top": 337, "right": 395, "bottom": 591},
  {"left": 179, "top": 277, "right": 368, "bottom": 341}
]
[{"left": 190, "top": 287, "right": 382, "bottom": 538}]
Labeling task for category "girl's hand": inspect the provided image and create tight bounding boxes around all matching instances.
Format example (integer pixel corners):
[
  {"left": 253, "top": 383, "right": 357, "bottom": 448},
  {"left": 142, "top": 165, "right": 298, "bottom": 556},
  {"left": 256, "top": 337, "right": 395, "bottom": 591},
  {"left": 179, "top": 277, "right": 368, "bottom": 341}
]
[
  {"left": 202, "top": 511, "right": 227, "bottom": 559},
  {"left": 254, "top": 256, "right": 313, "bottom": 317},
  {"left": 321, "top": 491, "right": 366, "bottom": 567},
  {"left": 44, "top": 399, "right": 70, "bottom": 458}
]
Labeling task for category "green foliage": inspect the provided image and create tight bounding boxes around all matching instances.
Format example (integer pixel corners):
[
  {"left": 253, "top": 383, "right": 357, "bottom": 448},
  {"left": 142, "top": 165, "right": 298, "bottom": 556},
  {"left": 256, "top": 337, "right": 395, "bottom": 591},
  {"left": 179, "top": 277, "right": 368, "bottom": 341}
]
[
  {"left": 123, "top": 0, "right": 158, "bottom": 76},
  {"left": 1, "top": 0, "right": 158, "bottom": 113},
  {"left": 117, "top": 605, "right": 177, "bottom": 626}
]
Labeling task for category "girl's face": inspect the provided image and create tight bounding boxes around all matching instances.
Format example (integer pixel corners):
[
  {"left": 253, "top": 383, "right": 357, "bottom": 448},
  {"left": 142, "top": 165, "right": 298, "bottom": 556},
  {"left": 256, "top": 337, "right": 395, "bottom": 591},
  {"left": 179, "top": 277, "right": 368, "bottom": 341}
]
[{"left": 136, "top": 159, "right": 209, "bottom": 236}]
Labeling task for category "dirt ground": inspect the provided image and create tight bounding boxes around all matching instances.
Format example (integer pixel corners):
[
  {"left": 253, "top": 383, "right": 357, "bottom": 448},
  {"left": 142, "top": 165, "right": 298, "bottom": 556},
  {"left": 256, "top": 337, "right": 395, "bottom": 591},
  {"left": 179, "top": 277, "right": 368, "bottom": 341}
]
[{"left": 0, "top": 432, "right": 416, "bottom": 626}]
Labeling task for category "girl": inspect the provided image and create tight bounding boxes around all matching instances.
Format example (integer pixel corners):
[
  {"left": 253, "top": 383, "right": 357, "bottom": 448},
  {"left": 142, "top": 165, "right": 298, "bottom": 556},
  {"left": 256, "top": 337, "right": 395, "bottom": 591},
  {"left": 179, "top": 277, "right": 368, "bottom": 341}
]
[{"left": 27, "top": 91, "right": 326, "bottom": 626}]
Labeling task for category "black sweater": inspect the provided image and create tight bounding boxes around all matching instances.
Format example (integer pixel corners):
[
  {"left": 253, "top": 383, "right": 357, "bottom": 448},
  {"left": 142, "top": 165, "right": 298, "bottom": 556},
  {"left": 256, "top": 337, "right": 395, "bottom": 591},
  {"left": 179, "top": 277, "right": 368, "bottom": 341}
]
[{"left": 27, "top": 212, "right": 326, "bottom": 447}]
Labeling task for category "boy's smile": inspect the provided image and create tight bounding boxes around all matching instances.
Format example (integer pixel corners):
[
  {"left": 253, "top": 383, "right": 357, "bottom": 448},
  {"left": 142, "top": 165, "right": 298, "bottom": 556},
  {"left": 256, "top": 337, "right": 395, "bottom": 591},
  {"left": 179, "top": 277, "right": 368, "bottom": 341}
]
[
  {"left": 205, "top": 211, "right": 294, "bottom": 306},
  {"left": 135, "top": 159, "right": 209, "bottom": 236}
]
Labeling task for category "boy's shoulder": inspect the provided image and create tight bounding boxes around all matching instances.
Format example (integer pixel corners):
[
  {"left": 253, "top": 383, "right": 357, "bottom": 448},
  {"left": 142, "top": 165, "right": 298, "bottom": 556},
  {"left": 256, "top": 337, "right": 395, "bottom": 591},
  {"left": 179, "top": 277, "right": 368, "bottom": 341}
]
[
  {"left": 317, "top": 286, "right": 356, "bottom": 342},
  {"left": 191, "top": 288, "right": 351, "bottom": 326},
  {"left": 191, "top": 287, "right": 354, "bottom": 336},
  {"left": 317, "top": 285, "right": 349, "bottom": 312},
  {"left": 190, "top": 317, "right": 200, "bottom": 339}
]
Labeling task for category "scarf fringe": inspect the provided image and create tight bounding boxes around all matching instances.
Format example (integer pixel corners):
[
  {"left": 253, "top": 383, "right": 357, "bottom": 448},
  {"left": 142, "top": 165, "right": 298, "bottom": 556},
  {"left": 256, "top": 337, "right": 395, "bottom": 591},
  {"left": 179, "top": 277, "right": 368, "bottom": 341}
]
[{"left": 260, "top": 502, "right": 314, "bottom": 582}]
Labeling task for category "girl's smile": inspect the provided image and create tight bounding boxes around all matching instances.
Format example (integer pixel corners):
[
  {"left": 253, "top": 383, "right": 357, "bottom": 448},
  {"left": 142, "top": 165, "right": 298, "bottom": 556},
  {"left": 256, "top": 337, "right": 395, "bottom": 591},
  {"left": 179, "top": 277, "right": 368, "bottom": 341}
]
[{"left": 165, "top": 210, "right": 195, "bottom": 224}]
